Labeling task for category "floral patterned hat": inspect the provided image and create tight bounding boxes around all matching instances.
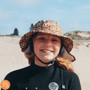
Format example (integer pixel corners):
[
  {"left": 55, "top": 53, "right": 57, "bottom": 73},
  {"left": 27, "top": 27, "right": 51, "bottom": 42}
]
[{"left": 19, "top": 20, "right": 75, "bottom": 62}]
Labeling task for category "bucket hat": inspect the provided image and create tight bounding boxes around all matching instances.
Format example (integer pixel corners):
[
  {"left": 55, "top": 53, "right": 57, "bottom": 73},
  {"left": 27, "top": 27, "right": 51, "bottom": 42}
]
[{"left": 19, "top": 20, "right": 75, "bottom": 62}]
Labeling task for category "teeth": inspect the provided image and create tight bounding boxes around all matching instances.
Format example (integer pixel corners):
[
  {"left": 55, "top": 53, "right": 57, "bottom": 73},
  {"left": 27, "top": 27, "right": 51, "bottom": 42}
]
[{"left": 42, "top": 50, "right": 51, "bottom": 52}]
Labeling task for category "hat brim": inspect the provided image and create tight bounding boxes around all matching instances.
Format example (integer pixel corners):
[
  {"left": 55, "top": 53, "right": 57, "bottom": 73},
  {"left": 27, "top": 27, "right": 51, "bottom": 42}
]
[
  {"left": 60, "top": 47, "right": 75, "bottom": 62},
  {"left": 19, "top": 30, "right": 75, "bottom": 62}
]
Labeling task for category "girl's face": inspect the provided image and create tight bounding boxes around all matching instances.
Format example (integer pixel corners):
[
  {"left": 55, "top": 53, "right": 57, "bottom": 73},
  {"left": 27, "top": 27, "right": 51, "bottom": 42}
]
[{"left": 33, "top": 33, "right": 61, "bottom": 66}]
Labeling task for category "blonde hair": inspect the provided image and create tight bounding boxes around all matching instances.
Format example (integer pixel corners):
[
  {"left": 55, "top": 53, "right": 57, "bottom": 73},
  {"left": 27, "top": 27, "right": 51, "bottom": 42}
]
[
  {"left": 25, "top": 54, "right": 74, "bottom": 72},
  {"left": 56, "top": 55, "right": 74, "bottom": 72}
]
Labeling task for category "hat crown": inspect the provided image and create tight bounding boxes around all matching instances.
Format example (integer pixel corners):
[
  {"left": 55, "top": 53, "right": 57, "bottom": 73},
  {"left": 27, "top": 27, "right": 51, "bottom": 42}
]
[{"left": 31, "top": 20, "right": 63, "bottom": 36}]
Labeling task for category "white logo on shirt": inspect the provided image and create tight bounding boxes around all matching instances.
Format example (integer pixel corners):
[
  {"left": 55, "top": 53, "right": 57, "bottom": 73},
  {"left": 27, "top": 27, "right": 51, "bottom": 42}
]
[{"left": 48, "top": 82, "right": 59, "bottom": 90}]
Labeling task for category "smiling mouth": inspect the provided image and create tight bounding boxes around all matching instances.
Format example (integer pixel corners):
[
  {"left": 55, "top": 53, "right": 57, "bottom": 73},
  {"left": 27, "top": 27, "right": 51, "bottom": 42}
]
[{"left": 41, "top": 49, "right": 53, "bottom": 53}]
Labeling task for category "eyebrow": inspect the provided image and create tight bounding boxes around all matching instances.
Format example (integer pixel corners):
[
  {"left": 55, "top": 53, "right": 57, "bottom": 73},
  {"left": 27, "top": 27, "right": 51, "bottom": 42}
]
[
  {"left": 38, "top": 33, "right": 56, "bottom": 36},
  {"left": 37, "top": 33, "right": 60, "bottom": 39}
]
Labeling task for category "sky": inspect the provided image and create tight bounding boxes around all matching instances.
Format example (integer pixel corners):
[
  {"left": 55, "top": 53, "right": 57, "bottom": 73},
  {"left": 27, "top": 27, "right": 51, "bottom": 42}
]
[{"left": 0, "top": 0, "right": 90, "bottom": 35}]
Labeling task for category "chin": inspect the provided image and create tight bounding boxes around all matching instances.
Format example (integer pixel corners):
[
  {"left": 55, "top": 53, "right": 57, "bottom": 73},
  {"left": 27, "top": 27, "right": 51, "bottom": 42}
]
[{"left": 42, "top": 57, "right": 54, "bottom": 62}]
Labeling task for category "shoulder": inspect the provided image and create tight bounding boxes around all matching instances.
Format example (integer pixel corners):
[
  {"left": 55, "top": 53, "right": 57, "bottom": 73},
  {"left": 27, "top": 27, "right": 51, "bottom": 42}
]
[
  {"left": 2, "top": 66, "right": 33, "bottom": 90},
  {"left": 63, "top": 69, "right": 78, "bottom": 78},
  {"left": 4, "top": 65, "right": 32, "bottom": 80},
  {"left": 58, "top": 66, "right": 80, "bottom": 81},
  {"left": 54, "top": 65, "right": 81, "bottom": 89},
  {"left": 59, "top": 67, "right": 81, "bottom": 89},
  {"left": 61, "top": 69, "right": 81, "bottom": 89}
]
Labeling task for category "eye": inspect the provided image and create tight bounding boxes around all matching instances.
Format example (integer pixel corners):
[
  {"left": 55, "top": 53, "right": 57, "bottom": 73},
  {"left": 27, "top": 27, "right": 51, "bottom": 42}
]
[
  {"left": 38, "top": 37, "right": 46, "bottom": 41},
  {"left": 52, "top": 39, "right": 58, "bottom": 42}
]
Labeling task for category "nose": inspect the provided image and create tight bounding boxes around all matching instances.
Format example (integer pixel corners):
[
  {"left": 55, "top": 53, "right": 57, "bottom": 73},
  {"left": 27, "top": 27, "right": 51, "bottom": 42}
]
[{"left": 44, "top": 39, "right": 52, "bottom": 47}]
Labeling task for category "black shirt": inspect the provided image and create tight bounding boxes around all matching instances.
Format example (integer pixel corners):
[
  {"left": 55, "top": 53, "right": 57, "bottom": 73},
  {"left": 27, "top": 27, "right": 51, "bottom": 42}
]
[{"left": 2, "top": 63, "right": 81, "bottom": 90}]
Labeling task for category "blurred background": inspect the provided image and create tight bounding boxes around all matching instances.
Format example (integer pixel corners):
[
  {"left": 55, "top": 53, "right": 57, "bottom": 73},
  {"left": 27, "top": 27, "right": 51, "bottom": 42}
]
[{"left": 0, "top": 0, "right": 90, "bottom": 35}]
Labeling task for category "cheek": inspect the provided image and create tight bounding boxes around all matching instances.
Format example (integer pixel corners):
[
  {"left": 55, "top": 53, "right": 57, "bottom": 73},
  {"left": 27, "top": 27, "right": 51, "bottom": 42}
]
[
  {"left": 55, "top": 44, "right": 61, "bottom": 54},
  {"left": 33, "top": 42, "right": 38, "bottom": 53},
  {"left": 56, "top": 46, "right": 60, "bottom": 53},
  {"left": 33, "top": 41, "right": 42, "bottom": 54}
]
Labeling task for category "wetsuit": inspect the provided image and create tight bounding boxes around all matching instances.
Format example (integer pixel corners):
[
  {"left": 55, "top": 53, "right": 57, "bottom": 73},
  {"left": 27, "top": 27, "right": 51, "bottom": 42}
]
[{"left": 2, "top": 63, "right": 81, "bottom": 90}]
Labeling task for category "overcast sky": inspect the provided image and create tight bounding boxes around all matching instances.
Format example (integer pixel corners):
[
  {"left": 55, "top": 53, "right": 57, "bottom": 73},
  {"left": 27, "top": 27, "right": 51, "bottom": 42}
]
[{"left": 0, "top": 0, "right": 90, "bottom": 35}]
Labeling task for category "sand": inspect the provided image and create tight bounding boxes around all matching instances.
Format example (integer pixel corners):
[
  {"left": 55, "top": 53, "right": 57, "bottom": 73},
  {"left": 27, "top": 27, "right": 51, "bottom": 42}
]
[{"left": 0, "top": 36, "right": 90, "bottom": 90}]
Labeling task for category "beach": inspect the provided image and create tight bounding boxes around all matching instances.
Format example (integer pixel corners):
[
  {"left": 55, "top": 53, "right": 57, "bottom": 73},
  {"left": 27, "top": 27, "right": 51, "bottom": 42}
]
[{"left": 0, "top": 36, "right": 90, "bottom": 90}]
